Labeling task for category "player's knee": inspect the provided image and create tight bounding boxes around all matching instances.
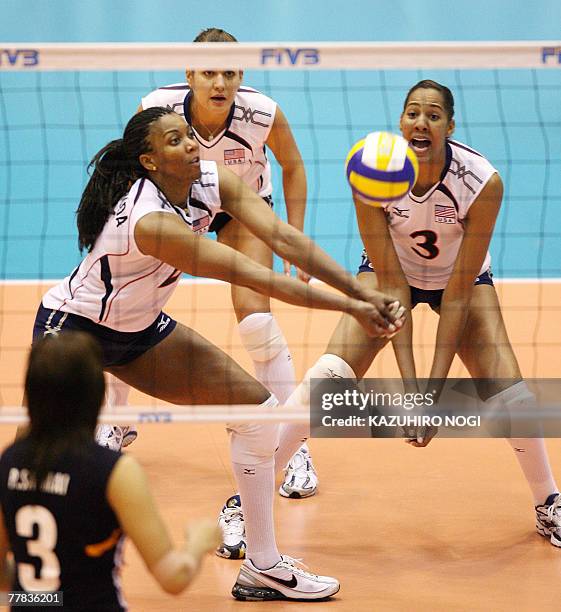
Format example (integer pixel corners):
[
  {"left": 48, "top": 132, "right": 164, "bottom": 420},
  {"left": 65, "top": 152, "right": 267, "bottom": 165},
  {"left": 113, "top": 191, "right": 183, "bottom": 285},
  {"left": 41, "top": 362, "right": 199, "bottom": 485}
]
[
  {"left": 228, "top": 394, "right": 280, "bottom": 466},
  {"left": 487, "top": 381, "right": 535, "bottom": 410},
  {"left": 238, "top": 313, "right": 288, "bottom": 362},
  {"left": 487, "top": 381, "right": 540, "bottom": 437},
  {"left": 307, "top": 353, "right": 357, "bottom": 381},
  {"left": 229, "top": 423, "right": 280, "bottom": 467},
  {"left": 287, "top": 353, "right": 357, "bottom": 408}
]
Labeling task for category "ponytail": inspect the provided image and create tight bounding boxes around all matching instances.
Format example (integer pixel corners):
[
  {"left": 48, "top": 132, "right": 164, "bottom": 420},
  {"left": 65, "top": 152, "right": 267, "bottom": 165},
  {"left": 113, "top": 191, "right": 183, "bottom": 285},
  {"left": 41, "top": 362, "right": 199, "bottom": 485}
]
[
  {"left": 76, "top": 139, "right": 140, "bottom": 252},
  {"left": 76, "top": 106, "right": 175, "bottom": 252}
]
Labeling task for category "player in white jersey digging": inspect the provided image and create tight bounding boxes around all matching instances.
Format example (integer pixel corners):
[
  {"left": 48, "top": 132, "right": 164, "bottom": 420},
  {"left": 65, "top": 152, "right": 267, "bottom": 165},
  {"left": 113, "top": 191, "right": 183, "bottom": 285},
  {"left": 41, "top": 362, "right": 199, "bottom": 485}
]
[
  {"left": 285, "top": 79, "right": 561, "bottom": 546},
  {"left": 137, "top": 26, "right": 318, "bottom": 559},
  {"left": 33, "top": 107, "right": 405, "bottom": 600}
]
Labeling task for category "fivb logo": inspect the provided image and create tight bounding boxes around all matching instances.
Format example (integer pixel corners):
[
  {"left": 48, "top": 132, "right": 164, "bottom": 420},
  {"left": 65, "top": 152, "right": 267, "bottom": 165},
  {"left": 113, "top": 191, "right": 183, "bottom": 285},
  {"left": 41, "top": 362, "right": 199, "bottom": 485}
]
[
  {"left": 261, "top": 47, "right": 320, "bottom": 66},
  {"left": 0, "top": 48, "right": 40, "bottom": 68},
  {"left": 541, "top": 46, "right": 561, "bottom": 64}
]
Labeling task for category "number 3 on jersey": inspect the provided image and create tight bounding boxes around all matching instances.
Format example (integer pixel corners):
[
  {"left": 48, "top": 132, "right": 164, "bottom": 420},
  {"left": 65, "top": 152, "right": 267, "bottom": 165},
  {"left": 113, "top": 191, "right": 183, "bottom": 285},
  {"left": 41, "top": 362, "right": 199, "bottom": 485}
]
[
  {"left": 15, "top": 505, "right": 60, "bottom": 591},
  {"left": 410, "top": 229, "right": 440, "bottom": 260}
]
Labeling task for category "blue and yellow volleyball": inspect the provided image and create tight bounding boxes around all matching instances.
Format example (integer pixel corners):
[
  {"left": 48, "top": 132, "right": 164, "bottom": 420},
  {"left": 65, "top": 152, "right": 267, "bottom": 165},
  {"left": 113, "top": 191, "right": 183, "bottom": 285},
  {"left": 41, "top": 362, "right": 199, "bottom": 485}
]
[{"left": 345, "top": 132, "right": 419, "bottom": 206}]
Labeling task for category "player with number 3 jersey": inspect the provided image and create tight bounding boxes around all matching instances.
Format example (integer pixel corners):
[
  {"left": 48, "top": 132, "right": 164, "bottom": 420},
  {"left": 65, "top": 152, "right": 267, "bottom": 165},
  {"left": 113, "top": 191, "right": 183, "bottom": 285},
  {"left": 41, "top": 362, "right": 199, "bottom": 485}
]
[
  {"left": 295, "top": 80, "right": 561, "bottom": 546},
  {"left": 376, "top": 139, "right": 496, "bottom": 290}
]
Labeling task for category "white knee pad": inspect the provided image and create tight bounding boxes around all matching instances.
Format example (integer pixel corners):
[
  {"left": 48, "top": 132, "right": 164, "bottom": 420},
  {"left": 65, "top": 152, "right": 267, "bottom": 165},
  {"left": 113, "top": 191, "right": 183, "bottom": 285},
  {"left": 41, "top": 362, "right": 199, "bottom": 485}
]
[
  {"left": 487, "top": 381, "right": 540, "bottom": 437},
  {"left": 288, "top": 353, "right": 357, "bottom": 408},
  {"left": 238, "top": 313, "right": 288, "bottom": 362},
  {"left": 228, "top": 395, "right": 280, "bottom": 467}
]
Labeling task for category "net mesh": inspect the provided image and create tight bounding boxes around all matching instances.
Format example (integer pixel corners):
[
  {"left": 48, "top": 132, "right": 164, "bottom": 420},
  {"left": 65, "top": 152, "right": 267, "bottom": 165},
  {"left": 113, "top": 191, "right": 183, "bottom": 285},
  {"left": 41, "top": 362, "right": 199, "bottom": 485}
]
[{"left": 1, "top": 42, "right": 560, "bottom": 409}]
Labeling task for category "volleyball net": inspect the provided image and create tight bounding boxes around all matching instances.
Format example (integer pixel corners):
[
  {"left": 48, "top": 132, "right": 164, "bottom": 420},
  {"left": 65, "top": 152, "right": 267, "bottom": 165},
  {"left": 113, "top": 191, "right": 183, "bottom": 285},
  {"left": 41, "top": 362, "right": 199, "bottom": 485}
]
[{"left": 1, "top": 41, "right": 560, "bottom": 416}]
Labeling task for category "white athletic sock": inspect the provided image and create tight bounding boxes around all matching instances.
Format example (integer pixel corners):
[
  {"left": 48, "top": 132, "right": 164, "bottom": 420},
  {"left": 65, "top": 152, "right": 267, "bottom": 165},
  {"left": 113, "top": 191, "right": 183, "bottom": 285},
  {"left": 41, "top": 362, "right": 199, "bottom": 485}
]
[
  {"left": 506, "top": 435, "right": 558, "bottom": 505},
  {"left": 231, "top": 464, "right": 280, "bottom": 569},
  {"left": 274, "top": 354, "right": 357, "bottom": 472},
  {"left": 489, "top": 382, "right": 558, "bottom": 505},
  {"left": 229, "top": 396, "right": 281, "bottom": 570},
  {"left": 238, "top": 313, "right": 296, "bottom": 404}
]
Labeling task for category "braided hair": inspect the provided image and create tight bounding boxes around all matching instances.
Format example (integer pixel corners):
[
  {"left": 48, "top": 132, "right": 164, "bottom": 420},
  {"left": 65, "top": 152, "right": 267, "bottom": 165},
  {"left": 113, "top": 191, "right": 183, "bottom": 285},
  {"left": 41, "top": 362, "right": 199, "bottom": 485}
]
[{"left": 76, "top": 106, "right": 174, "bottom": 252}]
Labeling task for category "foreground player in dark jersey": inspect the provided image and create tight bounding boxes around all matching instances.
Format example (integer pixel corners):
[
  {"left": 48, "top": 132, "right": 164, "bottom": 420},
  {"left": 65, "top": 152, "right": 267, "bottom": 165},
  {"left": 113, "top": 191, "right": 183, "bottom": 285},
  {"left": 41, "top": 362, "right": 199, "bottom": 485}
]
[{"left": 0, "top": 333, "right": 221, "bottom": 610}]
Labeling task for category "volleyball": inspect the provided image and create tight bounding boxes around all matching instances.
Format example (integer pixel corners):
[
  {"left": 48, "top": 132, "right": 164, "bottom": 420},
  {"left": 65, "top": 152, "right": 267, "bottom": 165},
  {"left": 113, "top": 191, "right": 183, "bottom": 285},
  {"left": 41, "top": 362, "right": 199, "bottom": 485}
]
[{"left": 345, "top": 132, "right": 419, "bottom": 205}]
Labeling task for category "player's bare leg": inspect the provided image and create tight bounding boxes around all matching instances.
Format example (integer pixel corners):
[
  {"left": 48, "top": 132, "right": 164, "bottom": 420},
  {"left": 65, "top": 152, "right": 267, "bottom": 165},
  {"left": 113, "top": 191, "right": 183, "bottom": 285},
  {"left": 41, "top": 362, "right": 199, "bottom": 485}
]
[{"left": 457, "top": 284, "right": 561, "bottom": 545}]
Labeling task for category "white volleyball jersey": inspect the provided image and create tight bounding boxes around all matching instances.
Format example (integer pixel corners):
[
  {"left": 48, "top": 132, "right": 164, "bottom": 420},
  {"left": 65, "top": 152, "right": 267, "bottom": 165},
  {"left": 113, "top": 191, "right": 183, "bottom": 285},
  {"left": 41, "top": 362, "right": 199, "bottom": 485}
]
[
  {"left": 43, "top": 161, "right": 223, "bottom": 332},
  {"left": 382, "top": 140, "right": 497, "bottom": 290},
  {"left": 141, "top": 84, "right": 277, "bottom": 197}
]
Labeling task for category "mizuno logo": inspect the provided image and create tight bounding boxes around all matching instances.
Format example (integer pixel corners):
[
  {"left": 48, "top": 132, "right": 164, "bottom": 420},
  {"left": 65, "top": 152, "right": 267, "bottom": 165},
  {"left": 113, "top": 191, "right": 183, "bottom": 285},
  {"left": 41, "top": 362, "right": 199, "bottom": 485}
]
[
  {"left": 262, "top": 573, "right": 298, "bottom": 588},
  {"left": 157, "top": 315, "right": 171, "bottom": 333},
  {"left": 326, "top": 368, "right": 343, "bottom": 379}
]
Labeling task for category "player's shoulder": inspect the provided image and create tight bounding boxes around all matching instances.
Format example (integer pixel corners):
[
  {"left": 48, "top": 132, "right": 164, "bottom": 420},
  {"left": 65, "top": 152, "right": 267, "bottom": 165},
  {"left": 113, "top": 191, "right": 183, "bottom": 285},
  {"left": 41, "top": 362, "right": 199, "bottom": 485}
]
[
  {"left": 445, "top": 139, "right": 497, "bottom": 185},
  {"left": 0, "top": 439, "right": 20, "bottom": 467},
  {"left": 142, "top": 82, "right": 189, "bottom": 112},
  {"left": 0, "top": 439, "right": 121, "bottom": 475},
  {"left": 447, "top": 139, "right": 495, "bottom": 169},
  {"left": 440, "top": 140, "right": 498, "bottom": 203},
  {"left": 129, "top": 177, "right": 174, "bottom": 212},
  {"left": 235, "top": 86, "right": 277, "bottom": 108}
]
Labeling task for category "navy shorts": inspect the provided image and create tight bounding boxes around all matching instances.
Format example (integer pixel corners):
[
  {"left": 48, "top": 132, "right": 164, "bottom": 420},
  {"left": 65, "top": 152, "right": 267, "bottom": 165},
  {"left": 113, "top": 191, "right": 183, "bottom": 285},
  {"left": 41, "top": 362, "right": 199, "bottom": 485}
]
[
  {"left": 32, "top": 304, "right": 177, "bottom": 367},
  {"left": 358, "top": 251, "right": 494, "bottom": 311},
  {"left": 210, "top": 195, "right": 274, "bottom": 234}
]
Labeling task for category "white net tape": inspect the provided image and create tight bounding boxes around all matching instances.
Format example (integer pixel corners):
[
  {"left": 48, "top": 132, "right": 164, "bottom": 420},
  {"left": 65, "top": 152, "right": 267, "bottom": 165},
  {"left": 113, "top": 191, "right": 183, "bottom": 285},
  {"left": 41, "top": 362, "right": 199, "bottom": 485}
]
[
  {"left": 0, "top": 404, "right": 309, "bottom": 425},
  {"left": 1, "top": 41, "right": 560, "bottom": 71}
]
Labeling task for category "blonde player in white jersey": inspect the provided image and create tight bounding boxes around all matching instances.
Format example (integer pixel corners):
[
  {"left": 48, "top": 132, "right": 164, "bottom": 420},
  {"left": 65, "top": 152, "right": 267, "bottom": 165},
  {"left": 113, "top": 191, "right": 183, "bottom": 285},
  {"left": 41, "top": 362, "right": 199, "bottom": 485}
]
[
  {"left": 136, "top": 28, "right": 316, "bottom": 507},
  {"left": 291, "top": 79, "right": 561, "bottom": 546},
  {"left": 33, "top": 107, "right": 405, "bottom": 601},
  {"left": 132, "top": 26, "right": 318, "bottom": 559}
]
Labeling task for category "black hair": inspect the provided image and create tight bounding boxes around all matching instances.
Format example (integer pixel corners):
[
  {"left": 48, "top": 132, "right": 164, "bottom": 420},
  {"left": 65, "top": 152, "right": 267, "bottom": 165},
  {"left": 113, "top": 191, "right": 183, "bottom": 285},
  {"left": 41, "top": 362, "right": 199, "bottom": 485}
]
[
  {"left": 23, "top": 332, "right": 105, "bottom": 486},
  {"left": 403, "top": 79, "right": 455, "bottom": 120},
  {"left": 76, "top": 106, "right": 175, "bottom": 252},
  {"left": 193, "top": 28, "right": 237, "bottom": 43}
]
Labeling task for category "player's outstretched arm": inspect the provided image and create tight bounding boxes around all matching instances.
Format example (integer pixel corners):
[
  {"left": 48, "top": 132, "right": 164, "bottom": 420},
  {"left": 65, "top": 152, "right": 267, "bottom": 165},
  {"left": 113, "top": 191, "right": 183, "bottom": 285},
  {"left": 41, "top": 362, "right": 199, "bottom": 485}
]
[
  {"left": 107, "top": 455, "right": 221, "bottom": 595},
  {"left": 135, "top": 212, "right": 401, "bottom": 338},
  {"left": 266, "top": 106, "right": 310, "bottom": 282},
  {"left": 216, "top": 166, "right": 402, "bottom": 327},
  {"left": 355, "top": 197, "right": 417, "bottom": 382},
  {"left": 428, "top": 174, "right": 503, "bottom": 388}
]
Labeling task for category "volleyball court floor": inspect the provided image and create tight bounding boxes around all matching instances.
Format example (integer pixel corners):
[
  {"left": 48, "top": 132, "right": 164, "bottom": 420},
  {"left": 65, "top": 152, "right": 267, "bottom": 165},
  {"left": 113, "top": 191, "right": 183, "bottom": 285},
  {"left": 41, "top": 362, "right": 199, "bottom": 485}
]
[{"left": 1, "top": 281, "right": 561, "bottom": 611}]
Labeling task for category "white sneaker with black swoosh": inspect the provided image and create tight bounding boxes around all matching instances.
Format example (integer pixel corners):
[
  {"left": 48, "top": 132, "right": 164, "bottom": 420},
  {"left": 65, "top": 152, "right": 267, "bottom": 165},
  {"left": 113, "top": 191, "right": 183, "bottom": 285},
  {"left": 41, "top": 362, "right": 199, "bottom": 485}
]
[{"left": 232, "top": 555, "right": 340, "bottom": 601}]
